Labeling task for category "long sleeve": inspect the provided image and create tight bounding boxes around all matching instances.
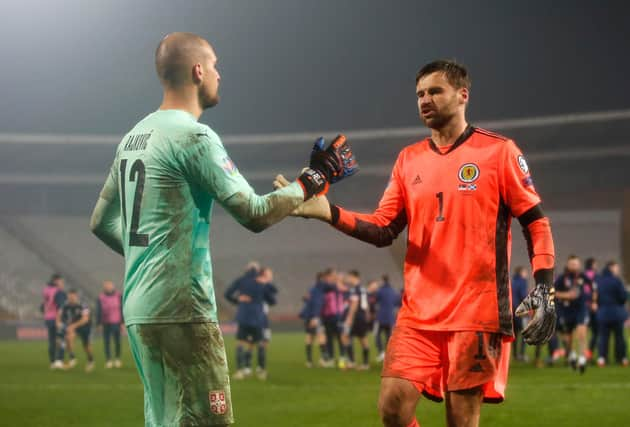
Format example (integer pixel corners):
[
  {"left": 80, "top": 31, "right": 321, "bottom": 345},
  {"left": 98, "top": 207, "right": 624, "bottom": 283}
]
[
  {"left": 119, "top": 293, "right": 124, "bottom": 323},
  {"left": 90, "top": 162, "right": 124, "bottom": 256},
  {"left": 263, "top": 284, "right": 278, "bottom": 306},
  {"left": 177, "top": 130, "right": 305, "bottom": 233},
  {"left": 500, "top": 140, "right": 555, "bottom": 284},
  {"left": 330, "top": 154, "right": 407, "bottom": 248}
]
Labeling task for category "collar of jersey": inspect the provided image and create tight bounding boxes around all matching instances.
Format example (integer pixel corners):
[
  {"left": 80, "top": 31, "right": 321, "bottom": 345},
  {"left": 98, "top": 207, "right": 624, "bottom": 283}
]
[
  {"left": 428, "top": 125, "right": 474, "bottom": 155},
  {"left": 154, "top": 109, "right": 198, "bottom": 122}
]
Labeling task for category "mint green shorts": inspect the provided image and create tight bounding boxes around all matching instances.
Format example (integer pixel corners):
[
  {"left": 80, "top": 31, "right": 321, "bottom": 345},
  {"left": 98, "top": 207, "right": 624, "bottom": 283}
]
[{"left": 127, "top": 322, "right": 233, "bottom": 426}]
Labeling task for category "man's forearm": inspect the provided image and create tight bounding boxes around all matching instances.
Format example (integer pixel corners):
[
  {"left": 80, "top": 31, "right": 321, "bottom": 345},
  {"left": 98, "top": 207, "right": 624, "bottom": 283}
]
[
  {"left": 555, "top": 291, "right": 575, "bottom": 300},
  {"left": 69, "top": 319, "right": 87, "bottom": 329},
  {"left": 90, "top": 197, "right": 124, "bottom": 255},
  {"left": 330, "top": 204, "right": 407, "bottom": 248},
  {"left": 221, "top": 182, "right": 305, "bottom": 233}
]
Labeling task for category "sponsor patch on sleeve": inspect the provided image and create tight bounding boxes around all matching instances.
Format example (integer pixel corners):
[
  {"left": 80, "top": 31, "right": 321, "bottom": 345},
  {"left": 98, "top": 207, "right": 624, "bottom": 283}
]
[{"left": 517, "top": 155, "right": 529, "bottom": 174}]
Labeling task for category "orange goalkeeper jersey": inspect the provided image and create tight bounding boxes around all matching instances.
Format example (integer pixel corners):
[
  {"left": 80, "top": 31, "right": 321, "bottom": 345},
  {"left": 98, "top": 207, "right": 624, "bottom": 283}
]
[{"left": 331, "top": 126, "right": 553, "bottom": 336}]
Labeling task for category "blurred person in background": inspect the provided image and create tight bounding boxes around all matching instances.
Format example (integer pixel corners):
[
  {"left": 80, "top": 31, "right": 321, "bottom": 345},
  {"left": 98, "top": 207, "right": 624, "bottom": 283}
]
[
  {"left": 298, "top": 271, "right": 328, "bottom": 368},
  {"left": 596, "top": 261, "right": 628, "bottom": 366},
  {"left": 511, "top": 267, "right": 529, "bottom": 362},
  {"left": 583, "top": 257, "right": 599, "bottom": 361},
  {"left": 42, "top": 273, "right": 66, "bottom": 369},
  {"left": 57, "top": 289, "right": 94, "bottom": 372},
  {"left": 340, "top": 270, "right": 371, "bottom": 370},
  {"left": 255, "top": 267, "right": 277, "bottom": 379},
  {"left": 554, "top": 255, "right": 591, "bottom": 374},
  {"left": 373, "top": 275, "right": 401, "bottom": 363},
  {"left": 225, "top": 267, "right": 276, "bottom": 380},
  {"left": 319, "top": 269, "right": 344, "bottom": 366},
  {"left": 96, "top": 280, "right": 124, "bottom": 368}
]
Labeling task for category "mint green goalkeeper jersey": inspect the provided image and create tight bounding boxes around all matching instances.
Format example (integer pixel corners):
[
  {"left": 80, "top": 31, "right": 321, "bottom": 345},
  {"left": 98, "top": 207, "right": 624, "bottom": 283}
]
[{"left": 99, "top": 109, "right": 303, "bottom": 325}]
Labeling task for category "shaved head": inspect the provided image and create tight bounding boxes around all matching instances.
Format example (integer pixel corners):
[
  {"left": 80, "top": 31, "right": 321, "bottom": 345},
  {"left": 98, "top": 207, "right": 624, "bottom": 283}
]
[
  {"left": 155, "top": 32, "right": 220, "bottom": 108},
  {"left": 156, "top": 32, "right": 209, "bottom": 86}
]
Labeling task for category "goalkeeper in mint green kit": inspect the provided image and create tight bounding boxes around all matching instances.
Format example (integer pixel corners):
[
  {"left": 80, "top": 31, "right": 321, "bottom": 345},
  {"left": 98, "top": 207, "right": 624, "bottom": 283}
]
[{"left": 90, "top": 32, "right": 358, "bottom": 427}]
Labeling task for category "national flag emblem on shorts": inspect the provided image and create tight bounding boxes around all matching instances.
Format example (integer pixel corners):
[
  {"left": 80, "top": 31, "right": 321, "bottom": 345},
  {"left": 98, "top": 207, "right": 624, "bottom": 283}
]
[{"left": 209, "top": 390, "right": 227, "bottom": 415}]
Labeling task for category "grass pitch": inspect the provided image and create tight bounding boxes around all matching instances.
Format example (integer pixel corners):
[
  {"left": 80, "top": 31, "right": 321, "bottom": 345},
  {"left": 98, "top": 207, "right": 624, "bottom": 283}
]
[{"left": 0, "top": 333, "right": 628, "bottom": 426}]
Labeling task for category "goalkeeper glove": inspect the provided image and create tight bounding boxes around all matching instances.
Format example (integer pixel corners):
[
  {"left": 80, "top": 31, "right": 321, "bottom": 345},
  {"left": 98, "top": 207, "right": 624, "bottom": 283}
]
[
  {"left": 297, "top": 135, "right": 358, "bottom": 199},
  {"left": 274, "top": 174, "right": 332, "bottom": 222},
  {"left": 515, "top": 282, "right": 556, "bottom": 345}
]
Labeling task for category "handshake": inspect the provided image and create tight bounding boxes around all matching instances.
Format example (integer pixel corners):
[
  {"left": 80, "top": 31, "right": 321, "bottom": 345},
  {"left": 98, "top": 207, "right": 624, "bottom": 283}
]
[{"left": 279, "top": 135, "right": 358, "bottom": 221}]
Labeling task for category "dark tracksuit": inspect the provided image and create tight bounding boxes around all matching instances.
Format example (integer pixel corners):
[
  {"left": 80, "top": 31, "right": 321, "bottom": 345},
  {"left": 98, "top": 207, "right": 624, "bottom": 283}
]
[
  {"left": 298, "top": 281, "right": 325, "bottom": 334},
  {"left": 554, "top": 271, "right": 590, "bottom": 333},
  {"left": 597, "top": 268, "right": 628, "bottom": 363},
  {"left": 225, "top": 272, "right": 276, "bottom": 370},
  {"left": 374, "top": 282, "right": 401, "bottom": 354},
  {"left": 261, "top": 283, "right": 277, "bottom": 341}
]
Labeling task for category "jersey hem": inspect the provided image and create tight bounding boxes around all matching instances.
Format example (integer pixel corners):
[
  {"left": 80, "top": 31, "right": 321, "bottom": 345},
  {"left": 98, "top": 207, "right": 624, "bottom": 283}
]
[
  {"left": 123, "top": 316, "right": 218, "bottom": 326},
  {"left": 395, "top": 318, "right": 513, "bottom": 337}
]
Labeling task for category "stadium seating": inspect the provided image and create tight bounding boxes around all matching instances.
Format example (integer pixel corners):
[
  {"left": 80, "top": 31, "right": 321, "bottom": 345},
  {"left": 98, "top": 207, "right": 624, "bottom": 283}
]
[{"left": 0, "top": 209, "right": 621, "bottom": 321}]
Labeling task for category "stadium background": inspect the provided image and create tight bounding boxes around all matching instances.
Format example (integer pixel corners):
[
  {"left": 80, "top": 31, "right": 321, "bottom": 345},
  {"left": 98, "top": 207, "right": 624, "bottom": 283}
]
[{"left": 0, "top": 1, "right": 629, "bottom": 426}]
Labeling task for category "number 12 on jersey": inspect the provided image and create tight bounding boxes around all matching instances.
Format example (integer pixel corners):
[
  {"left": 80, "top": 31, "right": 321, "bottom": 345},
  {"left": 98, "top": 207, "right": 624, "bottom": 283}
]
[{"left": 119, "top": 159, "right": 149, "bottom": 247}]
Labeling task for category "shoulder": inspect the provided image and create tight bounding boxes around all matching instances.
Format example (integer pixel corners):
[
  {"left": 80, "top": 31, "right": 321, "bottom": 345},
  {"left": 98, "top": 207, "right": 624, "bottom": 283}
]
[
  {"left": 188, "top": 124, "right": 223, "bottom": 148},
  {"left": 399, "top": 138, "right": 431, "bottom": 158},
  {"left": 166, "top": 121, "right": 223, "bottom": 155},
  {"left": 394, "top": 138, "right": 432, "bottom": 171},
  {"left": 472, "top": 127, "right": 510, "bottom": 143},
  {"left": 471, "top": 127, "right": 522, "bottom": 155}
]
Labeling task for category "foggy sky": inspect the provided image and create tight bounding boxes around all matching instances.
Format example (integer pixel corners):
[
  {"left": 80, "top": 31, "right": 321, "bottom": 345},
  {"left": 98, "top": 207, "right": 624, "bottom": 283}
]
[{"left": 0, "top": 0, "right": 628, "bottom": 136}]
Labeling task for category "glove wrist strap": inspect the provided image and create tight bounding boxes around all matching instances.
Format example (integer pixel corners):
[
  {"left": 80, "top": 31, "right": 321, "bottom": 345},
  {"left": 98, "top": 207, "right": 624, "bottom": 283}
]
[
  {"left": 533, "top": 268, "right": 554, "bottom": 288},
  {"left": 297, "top": 168, "right": 329, "bottom": 200}
]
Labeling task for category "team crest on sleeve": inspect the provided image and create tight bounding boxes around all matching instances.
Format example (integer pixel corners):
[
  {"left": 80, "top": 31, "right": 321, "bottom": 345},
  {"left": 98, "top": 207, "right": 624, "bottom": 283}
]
[
  {"left": 209, "top": 390, "right": 227, "bottom": 415},
  {"left": 458, "top": 163, "right": 480, "bottom": 183},
  {"left": 221, "top": 157, "right": 239, "bottom": 176},
  {"left": 517, "top": 155, "right": 529, "bottom": 174}
]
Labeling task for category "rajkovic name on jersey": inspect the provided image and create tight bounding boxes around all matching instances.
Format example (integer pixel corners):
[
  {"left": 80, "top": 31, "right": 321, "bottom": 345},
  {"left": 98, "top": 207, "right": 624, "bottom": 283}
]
[{"left": 123, "top": 132, "right": 152, "bottom": 152}]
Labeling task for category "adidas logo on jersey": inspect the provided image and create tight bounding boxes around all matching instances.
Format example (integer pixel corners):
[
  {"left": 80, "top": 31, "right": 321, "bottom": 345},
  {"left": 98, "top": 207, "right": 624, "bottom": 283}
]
[{"left": 412, "top": 175, "right": 422, "bottom": 185}]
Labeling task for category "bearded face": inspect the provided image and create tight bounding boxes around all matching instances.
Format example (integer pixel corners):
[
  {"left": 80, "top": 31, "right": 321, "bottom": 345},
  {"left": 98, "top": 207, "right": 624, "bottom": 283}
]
[{"left": 416, "top": 72, "right": 467, "bottom": 130}]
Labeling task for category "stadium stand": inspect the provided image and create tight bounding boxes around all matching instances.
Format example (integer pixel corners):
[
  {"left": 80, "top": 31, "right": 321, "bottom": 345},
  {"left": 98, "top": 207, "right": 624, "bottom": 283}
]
[{"left": 0, "top": 222, "right": 53, "bottom": 318}]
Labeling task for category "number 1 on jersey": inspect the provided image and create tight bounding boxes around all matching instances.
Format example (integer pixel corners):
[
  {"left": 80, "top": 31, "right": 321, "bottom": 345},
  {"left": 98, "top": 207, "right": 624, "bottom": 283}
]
[
  {"left": 436, "top": 192, "right": 445, "bottom": 222},
  {"left": 120, "top": 159, "right": 149, "bottom": 247}
]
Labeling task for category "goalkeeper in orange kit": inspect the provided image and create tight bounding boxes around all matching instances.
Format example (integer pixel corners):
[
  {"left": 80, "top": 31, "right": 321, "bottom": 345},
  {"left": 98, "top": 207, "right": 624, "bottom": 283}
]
[{"left": 275, "top": 59, "right": 555, "bottom": 427}]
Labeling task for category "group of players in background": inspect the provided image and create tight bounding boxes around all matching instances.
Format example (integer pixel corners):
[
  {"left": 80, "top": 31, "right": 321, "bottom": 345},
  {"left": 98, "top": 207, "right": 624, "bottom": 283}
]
[
  {"left": 513, "top": 255, "right": 629, "bottom": 373},
  {"left": 299, "top": 269, "right": 401, "bottom": 371},
  {"left": 295, "top": 254, "right": 629, "bottom": 376},
  {"left": 41, "top": 274, "right": 124, "bottom": 371},
  {"left": 42, "top": 252, "right": 628, "bottom": 380}
]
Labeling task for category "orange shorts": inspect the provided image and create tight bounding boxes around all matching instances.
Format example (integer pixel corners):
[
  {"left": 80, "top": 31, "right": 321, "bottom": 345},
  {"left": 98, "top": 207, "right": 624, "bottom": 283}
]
[{"left": 381, "top": 325, "right": 511, "bottom": 403}]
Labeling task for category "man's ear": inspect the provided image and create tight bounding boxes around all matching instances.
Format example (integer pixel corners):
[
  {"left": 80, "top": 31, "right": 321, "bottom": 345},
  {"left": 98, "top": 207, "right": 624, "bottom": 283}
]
[
  {"left": 459, "top": 87, "right": 469, "bottom": 105},
  {"left": 192, "top": 63, "right": 203, "bottom": 84}
]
